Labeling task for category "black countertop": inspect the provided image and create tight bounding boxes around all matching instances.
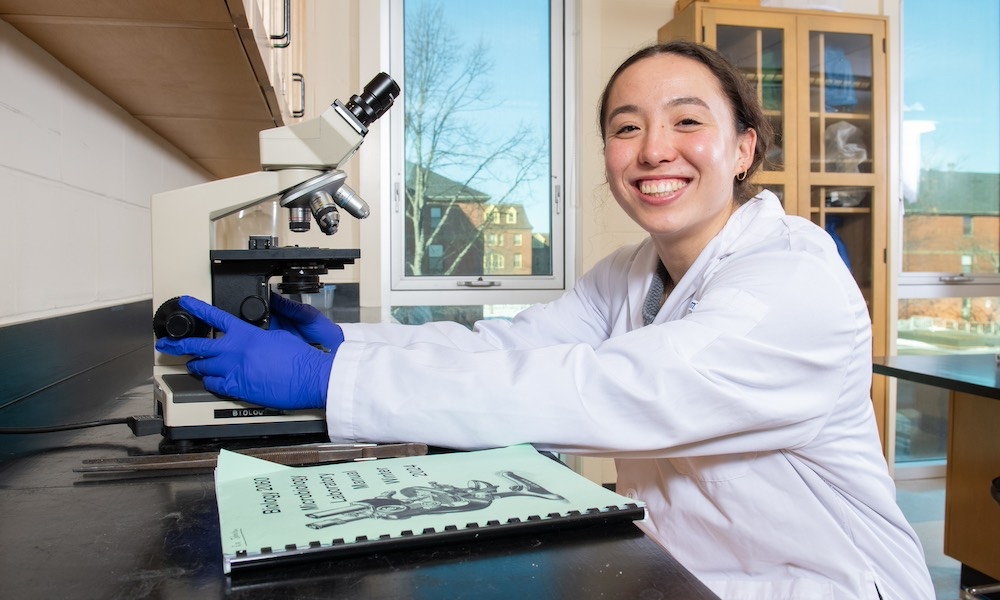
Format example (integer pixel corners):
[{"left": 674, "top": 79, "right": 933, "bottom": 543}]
[
  {"left": 873, "top": 353, "right": 1000, "bottom": 400},
  {"left": 0, "top": 347, "right": 719, "bottom": 600}
]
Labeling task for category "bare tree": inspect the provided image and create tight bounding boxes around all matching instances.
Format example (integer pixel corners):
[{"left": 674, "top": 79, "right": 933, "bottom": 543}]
[{"left": 404, "top": 1, "right": 547, "bottom": 276}]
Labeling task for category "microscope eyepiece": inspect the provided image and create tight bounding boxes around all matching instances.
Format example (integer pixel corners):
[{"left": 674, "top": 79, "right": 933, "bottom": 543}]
[{"left": 346, "top": 73, "right": 400, "bottom": 127}]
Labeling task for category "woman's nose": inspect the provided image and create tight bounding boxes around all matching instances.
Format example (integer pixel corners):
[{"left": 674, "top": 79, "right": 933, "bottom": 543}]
[{"left": 637, "top": 125, "right": 677, "bottom": 166}]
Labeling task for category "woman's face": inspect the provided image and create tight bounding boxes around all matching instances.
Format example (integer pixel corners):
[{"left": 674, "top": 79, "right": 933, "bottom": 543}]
[{"left": 603, "top": 53, "right": 756, "bottom": 252}]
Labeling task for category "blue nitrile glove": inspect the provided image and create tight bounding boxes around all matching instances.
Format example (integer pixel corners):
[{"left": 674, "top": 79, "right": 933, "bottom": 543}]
[
  {"left": 154, "top": 296, "right": 332, "bottom": 410},
  {"left": 268, "top": 293, "right": 345, "bottom": 351}
]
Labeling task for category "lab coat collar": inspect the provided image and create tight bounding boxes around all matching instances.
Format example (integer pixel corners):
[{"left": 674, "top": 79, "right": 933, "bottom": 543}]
[{"left": 633, "top": 189, "right": 784, "bottom": 327}]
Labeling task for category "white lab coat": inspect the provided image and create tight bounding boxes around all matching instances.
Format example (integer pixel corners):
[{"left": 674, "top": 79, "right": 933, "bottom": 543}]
[{"left": 326, "top": 191, "right": 934, "bottom": 600}]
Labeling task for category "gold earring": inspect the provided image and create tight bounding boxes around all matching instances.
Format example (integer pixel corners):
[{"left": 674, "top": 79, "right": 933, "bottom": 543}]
[{"left": 736, "top": 165, "right": 748, "bottom": 181}]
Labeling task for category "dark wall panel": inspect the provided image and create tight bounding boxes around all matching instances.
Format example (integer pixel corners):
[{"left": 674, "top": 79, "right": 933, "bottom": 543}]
[{"left": 0, "top": 301, "right": 152, "bottom": 409}]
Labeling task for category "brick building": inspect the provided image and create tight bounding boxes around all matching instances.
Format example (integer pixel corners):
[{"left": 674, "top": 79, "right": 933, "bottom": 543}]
[
  {"left": 902, "top": 169, "right": 999, "bottom": 273},
  {"left": 899, "top": 169, "right": 999, "bottom": 329},
  {"left": 404, "top": 164, "right": 540, "bottom": 277}
]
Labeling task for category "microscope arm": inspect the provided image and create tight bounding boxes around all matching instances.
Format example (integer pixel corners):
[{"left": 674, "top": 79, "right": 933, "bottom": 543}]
[{"left": 151, "top": 169, "right": 320, "bottom": 367}]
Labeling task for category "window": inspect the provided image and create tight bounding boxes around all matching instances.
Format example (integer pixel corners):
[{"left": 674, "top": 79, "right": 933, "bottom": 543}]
[
  {"left": 895, "top": 0, "right": 1000, "bottom": 467},
  {"left": 388, "top": 0, "right": 567, "bottom": 302},
  {"left": 485, "top": 253, "right": 504, "bottom": 271},
  {"left": 428, "top": 244, "right": 445, "bottom": 273}
]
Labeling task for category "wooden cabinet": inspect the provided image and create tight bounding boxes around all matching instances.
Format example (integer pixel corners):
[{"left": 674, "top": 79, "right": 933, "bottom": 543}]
[
  {"left": 246, "top": 0, "right": 310, "bottom": 122},
  {"left": 947, "top": 391, "right": 1000, "bottom": 579},
  {"left": 0, "top": 0, "right": 300, "bottom": 178},
  {"left": 659, "top": 3, "right": 891, "bottom": 446}
]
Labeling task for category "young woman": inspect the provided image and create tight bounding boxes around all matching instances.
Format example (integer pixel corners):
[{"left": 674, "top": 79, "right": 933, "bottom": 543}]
[{"left": 158, "top": 41, "right": 935, "bottom": 599}]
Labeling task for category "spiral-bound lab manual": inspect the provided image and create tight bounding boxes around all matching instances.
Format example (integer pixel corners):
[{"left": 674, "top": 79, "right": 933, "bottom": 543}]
[{"left": 215, "top": 444, "right": 645, "bottom": 573}]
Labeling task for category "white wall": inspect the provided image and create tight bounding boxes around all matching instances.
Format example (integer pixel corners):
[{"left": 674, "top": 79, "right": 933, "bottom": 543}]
[
  {"left": 575, "top": 1, "right": 678, "bottom": 276},
  {"left": 0, "top": 20, "right": 210, "bottom": 327}
]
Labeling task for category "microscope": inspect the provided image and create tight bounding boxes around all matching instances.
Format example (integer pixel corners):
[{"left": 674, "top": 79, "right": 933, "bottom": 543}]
[{"left": 151, "top": 73, "right": 399, "bottom": 443}]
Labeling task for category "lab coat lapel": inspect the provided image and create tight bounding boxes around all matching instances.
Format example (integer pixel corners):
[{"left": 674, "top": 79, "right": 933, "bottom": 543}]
[{"left": 635, "top": 191, "right": 783, "bottom": 327}]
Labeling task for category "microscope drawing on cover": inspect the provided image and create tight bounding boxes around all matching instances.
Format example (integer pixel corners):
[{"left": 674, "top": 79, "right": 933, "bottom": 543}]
[
  {"left": 304, "top": 471, "right": 567, "bottom": 529},
  {"left": 151, "top": 73, "right": 399, "bottom": 444}
]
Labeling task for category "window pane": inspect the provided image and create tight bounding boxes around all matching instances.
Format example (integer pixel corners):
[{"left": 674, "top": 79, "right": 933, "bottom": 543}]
[
  {"left": 400, "top": 0, "right": 554, "bottom": 281},
  {"left": 895, "top": 296, "right": 1000, "bottom": 464},
  {"left": 391, "top": 304, "right": 529, "bottom": 328},
  {"left": 899, "top": 297, "right": 1000, "bottom": 348},
  {"left": 901, "top": 0, "right": 1000, "bottom": 276}
]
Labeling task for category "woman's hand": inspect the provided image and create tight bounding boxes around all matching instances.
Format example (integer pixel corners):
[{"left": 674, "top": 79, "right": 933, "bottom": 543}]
[
  {"left": 268, "top": 293, "right": 345, "bottom": 351},
  {"left": 155, "top": 296, "right": 333, "bottom": 410}
]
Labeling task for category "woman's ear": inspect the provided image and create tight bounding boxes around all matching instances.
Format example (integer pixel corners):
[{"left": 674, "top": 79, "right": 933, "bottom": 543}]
[{"left": 736, "top": 127, "right": 758, "bottom": 176}]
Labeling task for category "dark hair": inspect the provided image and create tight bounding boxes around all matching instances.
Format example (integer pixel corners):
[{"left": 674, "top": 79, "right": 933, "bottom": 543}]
[{"left": 598, "top": 41, "right": 773, "bottom": 203}]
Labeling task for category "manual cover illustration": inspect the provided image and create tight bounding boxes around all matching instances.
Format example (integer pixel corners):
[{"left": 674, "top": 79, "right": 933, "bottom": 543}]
[
  {"left": 214, "top": 444, "right": 644, "bottom": 573},
  {"left": 303, "top": 470, "right": 566, "bottom": 528}
]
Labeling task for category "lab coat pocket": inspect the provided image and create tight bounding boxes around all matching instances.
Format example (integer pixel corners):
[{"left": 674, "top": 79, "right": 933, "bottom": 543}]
[{"left": 670, "top": 453, "right": 757, "bottom": 482}]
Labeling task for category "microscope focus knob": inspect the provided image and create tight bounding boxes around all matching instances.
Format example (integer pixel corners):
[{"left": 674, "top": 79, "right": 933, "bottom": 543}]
[
  {"left": 240, "top": 296, "right": 268, "bottom": 325},
  {"left": 153, "top": 297, "right": 211, "bottom": 340}
]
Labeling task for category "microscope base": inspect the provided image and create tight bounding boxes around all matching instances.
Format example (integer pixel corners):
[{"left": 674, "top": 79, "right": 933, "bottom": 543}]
[{"left": 153, "top": 370, "right": 326, "bottom": 442}]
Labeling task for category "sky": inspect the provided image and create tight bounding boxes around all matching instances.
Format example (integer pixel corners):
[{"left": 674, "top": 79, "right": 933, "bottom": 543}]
[{"left": 902, "top": 0, "right": 1000, "bottom": 175}]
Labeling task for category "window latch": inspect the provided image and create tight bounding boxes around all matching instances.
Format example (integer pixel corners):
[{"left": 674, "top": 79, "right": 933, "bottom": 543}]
[
  {"left": 458, "top": 278, "right": 501, "bottom": 288},
  {"left": 938, "top": 274, "right": 975, "bottom": 283}
]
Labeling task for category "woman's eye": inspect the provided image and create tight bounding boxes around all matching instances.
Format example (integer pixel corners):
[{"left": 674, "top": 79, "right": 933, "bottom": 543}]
[
  {"left": 678, "top": 118, "right": 702, "bottom": 127},
  {"left": 614, "top": 124, "right": 639, "bottom": 135}
]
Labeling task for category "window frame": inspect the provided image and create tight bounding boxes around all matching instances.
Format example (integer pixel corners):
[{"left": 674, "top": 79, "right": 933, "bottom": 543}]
[
  {"left": 890, "top": 0, "right": 999, "bottom": 473},
  {"left": 385, "top": 0, "right": 571, "bottom": 306}
]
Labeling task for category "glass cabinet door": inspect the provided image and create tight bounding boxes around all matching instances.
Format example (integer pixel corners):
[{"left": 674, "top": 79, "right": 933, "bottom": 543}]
[
  {"left": 808, "top": 31, "right": 875, "bottom": 175},
  {"left": 716, "top": 25, "right": 787, "bottom": 173},
  {"left": 809, "top": 31, "right": 876, "bottom": 300},
  {"left": 703, "top": 10, "right": 796, "bottom": 209},
  {"left": 799, "top": 18, "right": 886, "bottom": 320}
]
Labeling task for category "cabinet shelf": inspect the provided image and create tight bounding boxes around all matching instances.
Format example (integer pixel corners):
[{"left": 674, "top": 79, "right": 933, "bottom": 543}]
[
  {"left": 812, "top": 111, "right": 871, "bottom": 120},
  {"left": 742, "top": 70, "right": 873, "bottom": 92},
  {"left": 812, "top": 207, "right": 872, "bottom": 215}
]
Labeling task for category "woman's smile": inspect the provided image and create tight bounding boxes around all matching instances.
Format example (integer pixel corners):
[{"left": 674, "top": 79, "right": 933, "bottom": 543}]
[{"left": 637, "top": 177, "right": 689, "bottom": 199}]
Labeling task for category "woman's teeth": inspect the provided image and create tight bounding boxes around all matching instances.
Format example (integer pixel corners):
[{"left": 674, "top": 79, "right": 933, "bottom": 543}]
[{"left": 639, "top": 180, "right": 687, "bottom": 196}]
